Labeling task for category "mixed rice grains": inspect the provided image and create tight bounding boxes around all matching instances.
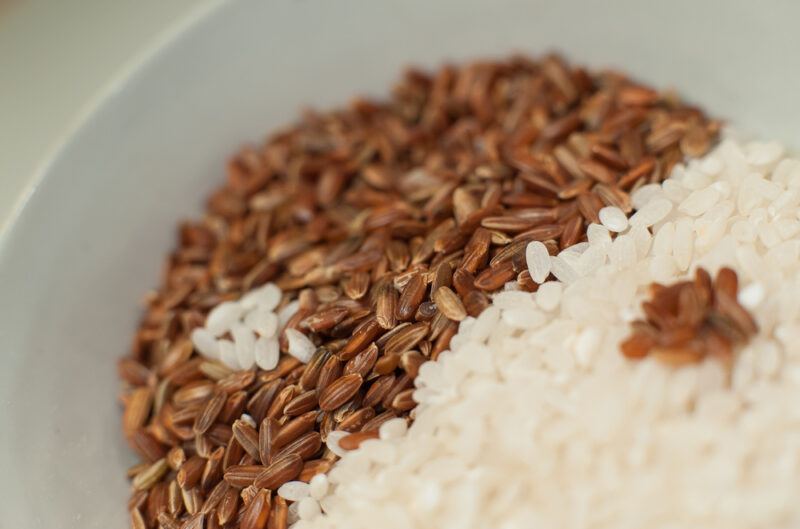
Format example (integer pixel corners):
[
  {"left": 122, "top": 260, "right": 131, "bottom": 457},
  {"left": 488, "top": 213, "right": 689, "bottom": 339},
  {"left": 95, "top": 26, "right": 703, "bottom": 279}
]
[{"left": 118, "top": 54, "right": 798, "bottom": 529}]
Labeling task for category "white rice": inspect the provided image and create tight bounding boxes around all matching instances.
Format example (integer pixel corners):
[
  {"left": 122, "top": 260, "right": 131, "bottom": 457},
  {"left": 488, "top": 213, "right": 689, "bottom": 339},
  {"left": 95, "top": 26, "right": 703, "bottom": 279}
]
[
  {"left": 325, "top": 431, "right": 350, "bottom": 458},
  {"left": 298, "top": 497, "right": 323, "bottom": 521},
  {"left": 309, "top": 474, "right": 330, "bottom": 500},
  {"left": 378, "top": 418, "right": 409, "bottom": 440},
  {"left": 190, "top": 282, "right": 294, "bottom": 370},
  {"left": 279, "top": 481, "right": 312, "bottom": 502},
  {"left": 285, "top": 328, "right": 317, "bottom": 364},
  {"left": 598, "top": 205, "right": 629, "bottom": 232},
  {"left": 525, "top": 241, "right": 552, "bottom": 284},
  {"left": 297, "top": 136, "right": 800, "bottom": 529}
]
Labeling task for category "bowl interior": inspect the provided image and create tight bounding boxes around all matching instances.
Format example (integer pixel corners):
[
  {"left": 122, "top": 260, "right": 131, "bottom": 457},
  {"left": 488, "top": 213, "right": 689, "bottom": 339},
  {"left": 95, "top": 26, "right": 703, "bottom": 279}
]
[{"left": 1, "top": 0, "right": 798, "bottom": 526}]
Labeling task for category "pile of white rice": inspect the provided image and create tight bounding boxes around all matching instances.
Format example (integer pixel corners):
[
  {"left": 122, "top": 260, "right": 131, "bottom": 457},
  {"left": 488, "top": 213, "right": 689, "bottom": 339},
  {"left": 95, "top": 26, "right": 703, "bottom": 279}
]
[{"left": 290, "top": 136, "right": 800, "bottom": 529}]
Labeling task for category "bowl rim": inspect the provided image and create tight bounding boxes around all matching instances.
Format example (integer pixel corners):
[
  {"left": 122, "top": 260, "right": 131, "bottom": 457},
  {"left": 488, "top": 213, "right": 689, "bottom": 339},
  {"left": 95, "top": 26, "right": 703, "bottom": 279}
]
[{"left": 0, "top": 0, "right": 226, "bottom": 251}]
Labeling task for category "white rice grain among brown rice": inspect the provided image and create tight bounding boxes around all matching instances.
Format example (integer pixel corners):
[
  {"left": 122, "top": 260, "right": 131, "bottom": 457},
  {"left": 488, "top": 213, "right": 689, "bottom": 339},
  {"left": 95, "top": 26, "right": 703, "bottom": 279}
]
[
  {"left": 278, "top": 481, "right": 311, "bottom": 502},
  {"left": 296, "top": 135, "right": 800, "bottom": 529},
  {"left": 190, "top": 282, "right": 289, "bottom": 369},
  {"left": 285, "top": 328, "right": 317, "bottom": 363}
]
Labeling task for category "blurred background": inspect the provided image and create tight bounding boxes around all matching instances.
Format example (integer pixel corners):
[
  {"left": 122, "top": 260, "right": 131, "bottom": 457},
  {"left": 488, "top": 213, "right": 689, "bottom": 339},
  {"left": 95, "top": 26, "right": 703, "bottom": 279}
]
[{"left": 0, "top": 0, "right": 203, "bottom": 231}]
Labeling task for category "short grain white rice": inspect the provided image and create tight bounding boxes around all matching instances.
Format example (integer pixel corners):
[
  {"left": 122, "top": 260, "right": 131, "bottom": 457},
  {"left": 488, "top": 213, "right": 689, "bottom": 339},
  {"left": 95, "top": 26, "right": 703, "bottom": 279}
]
[
  {"left": 189, "top": 328, "right": 219, "bottom": 359},
  {"left": 240, "top": 282, "right": 282, "bottom": 311},
  {"left": 278, "top": 300, "right": 301, "bottom": 328},
  {"left": 525, "top": 241, "right": 551, "bottom": 284},
  {"left": 586, "top": 222, "right": 612, "bottom": 246},
  {"left": 679, "top": 186, "right": 721, "bottom": 216},
  {"left": 378, "top": 418, "right": 408, "bottom": 440},
  {"left": 254, "top": 335, "right": 280, "bottom": 370},
  {"left": 218, "top": 339, "right": 237, "bottom": 369},
  {"left": 298, "top": 497, "right": 322, "bottom": 521},
  {"left": 309, "top": 474, "right": 329, "bottom": 500},
  {"left": 244, "top": 308, "right": 279, "bottom": 337},
  {"left": 672, "top": 218, "right": 694, "bottom": 271},
  {"left": 548, "top": 255, "right": 579, "bottom": 284},
  {"left": 189, "top": 282, "right": 285, "bottom": 369},
  {"left": 534, "top": 281, "right": 561, "bottom": 312},
  {"left": 286, "top": 328, "right": 316, "bottom": 363},
  {"left": 300, "top": 136, "right": 800, "bottom": 529},
  {"left": 598, "top": 205, "right": 628, "bottom": 232},
  {"left": 628, "top": 197, "right": 672, "bottom": 227},
  {"left": 325, "top": 431, "right": 349, "bottom": 458},
  {"left": 278, "top": 481, "right": 311, "bottom": 502},
  {"left": 205, "top": 301, "right": 244, "bottom": 337},
  {"left": 232, "top": 324, "right": 256, "bottom": 369}
]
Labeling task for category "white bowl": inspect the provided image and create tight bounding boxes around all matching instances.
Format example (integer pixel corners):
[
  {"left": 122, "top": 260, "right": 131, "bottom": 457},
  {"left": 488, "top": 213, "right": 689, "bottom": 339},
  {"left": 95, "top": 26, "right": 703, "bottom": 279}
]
[{"left": 1, "top": 0, "right": 797, "bottom": 526}]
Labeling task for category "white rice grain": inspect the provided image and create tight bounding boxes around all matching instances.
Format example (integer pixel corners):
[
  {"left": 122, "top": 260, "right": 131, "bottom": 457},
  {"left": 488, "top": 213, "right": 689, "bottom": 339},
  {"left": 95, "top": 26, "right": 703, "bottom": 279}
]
[
  {"left": 298, "top": 497, "right": 322, "bottom": 521},
  {"left": 598, "top": 206, "right": 628, "bottom": 232},
  {"left": 240, "top": 282, "right": 282, "bottom": 311},
  {"left": 309, "top": 474, "right": 329, "bottom": 500},
  {"left": 586, "top": 223, "right": 612, "bottom": 246},
  {"left": 286, "top": 328, "right": 317, "bottom": 363},
  {"left": 217, "top": 339, "right": 238, "bottom": 370},
  {"left": 232, "top": 324, "right": 256, "bottom": 369},
  {"left": 205, "top": 301, "right": 245, "bottom": 337},
  {"left": 672, "top": 218, "right": 694, "bottom": 271},
  {"left": 549, "top": 255, "right": 579, "bottom": 284},
  {"left": 628, "top": 198, "right": 672, "bottom": 227},
  {"left": 278, "top": 300, "right": 301, "bottom": 328},
  {"left": 279, "top": 481, "right": 311, "bottom": 502},
  {"left": 244, "top": 308, "right": 279, "bottom": 338},
  {"left": 631, "top": 183, "right": 663, "bottom": 210},
  {"left": 254, "top": 335, "right": 280, "bottom": 370},
  {"left": 679, "top": 187, "right": 721, "bottom": 216},
  {"left": 525, "top": 241, "right": 551, "bottom": 284},
  {"left": 190, "top": 328, "right": 219, "bottom": 359},
  {"left": 325, "top": 431, "right": 349, "bottom": 458},
  {"left": 379, "top": 418, "right": 409, "bottom": 440},
  {"left": 535, "top": 281, "right": 562, "bottom": 312}
]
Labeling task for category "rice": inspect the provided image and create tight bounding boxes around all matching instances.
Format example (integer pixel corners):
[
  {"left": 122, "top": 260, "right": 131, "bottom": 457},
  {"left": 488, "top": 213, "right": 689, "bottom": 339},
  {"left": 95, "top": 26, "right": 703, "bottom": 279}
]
[
  {"left": 120, "top": 56, "right": 721, "bottom": 526},
  {"left": 284, "top": 328, "right": 317, "bottom": 363},
  {"left": 525, "top": 241, "right": 552, "bottom": 284},
  {"left": 190, "top": 282, "right": 290, "bottom": 370},
  {"left": 598, "top": 206, "right": 629, "bottom": 232},
  {"left": 309, "top": 474, "right": 330, "bottom": 500},
  {"left": 279, "top": 481, "right": 312, "bottom": 502},
  {"left": 297, "top": 135, "right": 800, "bottom": 529}
]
